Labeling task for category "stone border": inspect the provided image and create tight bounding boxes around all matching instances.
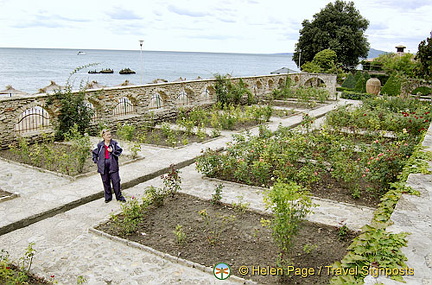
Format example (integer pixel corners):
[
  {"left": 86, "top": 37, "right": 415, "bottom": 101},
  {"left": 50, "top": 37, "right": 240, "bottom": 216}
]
[
  {"left": 0, "top": 189, "right": 20, "bottom": 203},
  {"left": 88, "top": 226, "right": 256, "bottom": 285}
]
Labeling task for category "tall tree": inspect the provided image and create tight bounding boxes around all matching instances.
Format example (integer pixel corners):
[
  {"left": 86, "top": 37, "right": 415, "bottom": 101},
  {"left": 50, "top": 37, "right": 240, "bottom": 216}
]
[
  {"left": 293, "top": 0, "right": 369, "bottom": 69},
  {"left": 415, "top": 33, "right": 432, "bottom": 79}
]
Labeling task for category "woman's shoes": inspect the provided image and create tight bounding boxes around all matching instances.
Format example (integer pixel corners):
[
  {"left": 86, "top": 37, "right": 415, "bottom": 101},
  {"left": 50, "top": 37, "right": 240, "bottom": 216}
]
[{"left": 104, "top": 197, "right": 125, "bottom": 203}]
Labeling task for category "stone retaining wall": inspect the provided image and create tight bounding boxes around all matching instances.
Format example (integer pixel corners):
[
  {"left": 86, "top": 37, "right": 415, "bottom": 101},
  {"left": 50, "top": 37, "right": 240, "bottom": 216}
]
[{"left": 0, "top": 73, "right": 336, "bottom": 148}]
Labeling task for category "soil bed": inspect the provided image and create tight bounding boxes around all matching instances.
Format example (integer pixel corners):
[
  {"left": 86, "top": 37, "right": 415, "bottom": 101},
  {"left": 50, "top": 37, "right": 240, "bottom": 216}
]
[
  {"left": 309, "top": 171, "right": 380, "bottom": 207},
  {"left": 118, "top": 127, "right": 216, "bottom": 148},
  {"left": 271, "top": 108, "right": 298, "bottom": 118},
  {"left": 96, "top": 192, "right": 356, "bottom": 284},
  {"left": 207, "top": 167, "right": 381, "bottom": 208},
  {"left": 266, "top": 100, "right": 328, "bottom": 110}
]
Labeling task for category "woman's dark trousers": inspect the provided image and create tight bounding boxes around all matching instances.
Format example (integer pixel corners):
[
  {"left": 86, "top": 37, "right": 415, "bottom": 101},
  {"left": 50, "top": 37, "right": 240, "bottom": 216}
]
[{"left": 101, "top": 160, "right": 124, "bottom": 201}]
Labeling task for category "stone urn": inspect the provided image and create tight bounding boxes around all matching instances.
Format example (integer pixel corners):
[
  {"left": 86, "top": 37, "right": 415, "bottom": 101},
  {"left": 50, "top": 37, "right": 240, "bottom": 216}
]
[{"left": 366, "top": 78, "right": 381, "bottom": 95}]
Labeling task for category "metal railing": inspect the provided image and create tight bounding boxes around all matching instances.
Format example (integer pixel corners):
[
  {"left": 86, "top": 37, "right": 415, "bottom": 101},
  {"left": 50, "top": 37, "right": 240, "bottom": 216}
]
[
  {"left": 15, "top": 106, "right": 51, "bottom": 133},
  {"left": 113, "top": 97, "right": 134, "bottom": 116}
]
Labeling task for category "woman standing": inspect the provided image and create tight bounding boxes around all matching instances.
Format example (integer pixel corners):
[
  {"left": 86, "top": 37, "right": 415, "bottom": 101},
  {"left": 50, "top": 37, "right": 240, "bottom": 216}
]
[{"left": 92, "top": 129, "right": 126, "bottom": 203}]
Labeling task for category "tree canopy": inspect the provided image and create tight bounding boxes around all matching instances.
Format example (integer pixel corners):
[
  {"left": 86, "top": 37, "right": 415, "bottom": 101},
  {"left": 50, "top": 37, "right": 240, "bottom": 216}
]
[
  {"left": 293, "top": 0, "right": 370, "bottom": 69},
  {"left": 301, "top": 49, "right": 338, "bottom": 73},
  {"left": 372, "top": 53, "right": 417, "bottom": 77},
  {"left": 415, "top": 34, "right": 432, "bottom": 79}
]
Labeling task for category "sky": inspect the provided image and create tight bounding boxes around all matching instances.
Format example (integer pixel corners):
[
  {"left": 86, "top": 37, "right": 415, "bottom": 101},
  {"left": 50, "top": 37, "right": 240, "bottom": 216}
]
[{"left": 0, "top": 0, "right": 431, "bottom": 54}]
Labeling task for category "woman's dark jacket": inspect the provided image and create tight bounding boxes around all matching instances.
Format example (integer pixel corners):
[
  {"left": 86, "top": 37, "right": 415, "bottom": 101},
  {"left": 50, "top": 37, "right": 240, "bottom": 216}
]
[{"left": 92, "top": 140, "right": 122, "bottom": 174}]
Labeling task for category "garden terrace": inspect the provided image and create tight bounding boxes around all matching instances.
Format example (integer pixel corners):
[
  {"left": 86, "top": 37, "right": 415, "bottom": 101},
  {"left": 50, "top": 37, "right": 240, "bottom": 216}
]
[{"left": 0, "top": 96, "right": 431, "bottom": 284}]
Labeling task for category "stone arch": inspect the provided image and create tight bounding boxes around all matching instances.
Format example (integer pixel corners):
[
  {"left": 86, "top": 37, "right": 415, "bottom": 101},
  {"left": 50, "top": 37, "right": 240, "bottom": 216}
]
[
  {"left": 267, "top": 79, "right": 274, "bottom": 91},
  {"left": 256, "top": 80, "right": 263, "bottom": 91},
  {"left": 83, "top": 100, "right": 98, "bottom": 120},
  {"left": 176, "top": 89, "right": 190, "bottom": 106},
  {"left": 113, "top": 97, "right": 135, "bottom": 116},
  {"left": 149, "top": 90, "right": 168, "bottom": 109},
  {"left": 304, "top": 77, "right": 326, "bottom": 88},
  {"left": 185, "top": 86, "right": 195, "bottom": 96},
  {"left": 15, "top": 106, "right": 51, "bottom": 133},
  {"left": 403, "top": 80, "right": 432, "bottom": 96},
  {"left": 201, "top": 85, "right": 214, "bottom": 101},
  {"left": 277, "top": 78, "right": 285, "bottom": 88}
]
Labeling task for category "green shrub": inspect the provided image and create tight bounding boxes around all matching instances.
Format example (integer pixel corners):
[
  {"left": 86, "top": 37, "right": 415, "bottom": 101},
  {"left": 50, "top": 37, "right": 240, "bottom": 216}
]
[
  {"left": 263, "top": 180, "right": 313, "bottom": 259},
  {"left": 336, "top": 87, "right": 350, "bottom": 92},
  {"left": 411, "top": 86, "right": 432, "bottom": 96},
  {"left": 341, "top": 91, "right": 373, "bottom": 100},
  {"left": 354, "top": 74, "right": 367, "bottom": 93},
  {"left": 116, "top": 123, "right": 136, "bottom": 141},
  {"left": 381, "top": 74, "right": 402, "bottom": 96},
  {"left": 213, "top": 74, "right": 253, "bottom": 107},
  {"left": 341, "top": 73, "right": 356, "bottom": 89}
]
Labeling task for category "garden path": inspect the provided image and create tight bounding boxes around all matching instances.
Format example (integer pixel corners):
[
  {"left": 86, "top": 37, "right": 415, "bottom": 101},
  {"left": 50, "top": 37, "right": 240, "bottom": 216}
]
[{"left": 0, "top": 99, "right": 393, "bottom": 285}]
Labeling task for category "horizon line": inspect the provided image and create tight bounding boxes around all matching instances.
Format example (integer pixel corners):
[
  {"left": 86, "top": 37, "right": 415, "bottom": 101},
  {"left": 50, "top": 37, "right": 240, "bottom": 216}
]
[{"left": 0, "top": 46, "right": 297, "bottom": 56}]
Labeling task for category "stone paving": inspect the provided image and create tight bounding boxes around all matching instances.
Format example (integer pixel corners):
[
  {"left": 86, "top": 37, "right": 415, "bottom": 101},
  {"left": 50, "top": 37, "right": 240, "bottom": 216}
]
[{"left": 1, "top": 98, "right": 425, "bottom": 284}]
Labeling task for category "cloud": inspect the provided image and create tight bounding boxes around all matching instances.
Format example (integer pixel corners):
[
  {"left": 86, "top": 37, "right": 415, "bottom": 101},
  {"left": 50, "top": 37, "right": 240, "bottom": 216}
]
[
  {"left": 186, "top": 33, "right": 241, "bottom": 40},
  {"left": 12, "top": 13, "right": 89, "bottom": 29},
  {"left": 377, "top": 0, "right": 430, "bottom": 10},
  {"left": 107, "top": 8, "right": 143, "bottom": 20},
  {"left": 167, "top": 4, "right": 209, "bottom": 17}
]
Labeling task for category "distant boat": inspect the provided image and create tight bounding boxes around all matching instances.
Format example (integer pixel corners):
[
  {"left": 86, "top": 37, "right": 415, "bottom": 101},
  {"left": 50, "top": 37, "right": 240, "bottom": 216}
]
[
  {"left": 77, "top": 51, "right": 86, "bottom": 55},
  {"left": 119, "top": 68, "right": 136, "bottom": 74}
]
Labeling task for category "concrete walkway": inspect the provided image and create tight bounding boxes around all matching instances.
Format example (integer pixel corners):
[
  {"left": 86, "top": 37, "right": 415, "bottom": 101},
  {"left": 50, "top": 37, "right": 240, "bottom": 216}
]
[{"left": 0, "top": 99, "right": 385, "bottom": 284}]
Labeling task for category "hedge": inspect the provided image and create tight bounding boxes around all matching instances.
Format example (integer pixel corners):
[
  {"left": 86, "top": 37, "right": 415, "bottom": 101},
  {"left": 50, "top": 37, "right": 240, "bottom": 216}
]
[{"left": 341, "top": 91, "right": 374, "bottom": 100}]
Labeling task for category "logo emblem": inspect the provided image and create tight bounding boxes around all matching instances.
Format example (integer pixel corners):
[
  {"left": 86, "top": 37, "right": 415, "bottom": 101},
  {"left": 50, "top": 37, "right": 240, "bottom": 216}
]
[{"left": 213, "top": 263, "right": 231, "bottom": 280}]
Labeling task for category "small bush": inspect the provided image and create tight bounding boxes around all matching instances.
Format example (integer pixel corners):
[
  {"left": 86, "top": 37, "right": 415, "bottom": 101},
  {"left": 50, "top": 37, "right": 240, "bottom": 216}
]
[
  {"left": 341, "top": 73, "right": 356, "bottom": 89},
  {"left": 341, "top": 91, "right": 374, "bottom": 100},
  {"left": 411, "top": 86, "right": 432, "bottom": 96},
  {"left": 381, "top": 74, "right": 402, "bottom": 96}
]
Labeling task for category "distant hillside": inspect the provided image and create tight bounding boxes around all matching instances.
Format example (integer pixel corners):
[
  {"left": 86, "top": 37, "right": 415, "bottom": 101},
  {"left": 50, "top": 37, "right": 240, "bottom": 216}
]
[
  {"left": 275, "top": 48, "right": 388, "bottom": 60},
  {"left": 367, "top": 48, "right": 388, "bottom": 59}
]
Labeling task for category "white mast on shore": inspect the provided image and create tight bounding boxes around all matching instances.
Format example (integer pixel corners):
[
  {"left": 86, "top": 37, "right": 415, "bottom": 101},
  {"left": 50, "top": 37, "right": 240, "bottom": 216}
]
[{"left": 139, "top": 39, "right": 144, "bottom": 85}]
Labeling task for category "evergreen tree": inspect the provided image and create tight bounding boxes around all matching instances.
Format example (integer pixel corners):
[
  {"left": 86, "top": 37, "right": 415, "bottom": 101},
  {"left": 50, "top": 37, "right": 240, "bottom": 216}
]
[
  {"left": 415, "top": 34, "right": 432, "bottom": 79},
  {"left": 293, "top": 0, "right": 369, "bottom": 69},
  {"left": 381, "top": 74, "right": 402, "bottom": 96},
  {"left": 341, "top": 73, "right": 356, "bottom": 89},
  {"left": 354, "top": 73, "right": 367, "bottom": 93}
]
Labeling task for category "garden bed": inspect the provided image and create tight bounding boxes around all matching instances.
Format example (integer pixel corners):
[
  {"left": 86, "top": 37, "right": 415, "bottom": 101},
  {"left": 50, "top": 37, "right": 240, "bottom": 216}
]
[
  {"left": 270, "top": 108, "right": 298, "bottom": 118},
  {"left": 265, "top": 99, "right": 328, "bottom": 110},
  {"left": 0, "top": 264, "right": 51, "bottom": 285},
  {"left": 0, "top": 143, "right": 137, "bottom": 177},
  {"left": 116, "top": 125, "right": 217, "bottom": 148},
  {"left": 95, "top": 192, "right": 356, "bottom": 284},
  {"left": 175, "top": 104, "right": 274, "bottom": 131}
]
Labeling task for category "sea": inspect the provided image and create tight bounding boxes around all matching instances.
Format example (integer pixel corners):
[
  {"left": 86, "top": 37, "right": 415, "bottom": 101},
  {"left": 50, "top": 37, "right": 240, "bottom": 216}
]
[{"left": 0, "top": 48, "right": 297, "bottom": 95}]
